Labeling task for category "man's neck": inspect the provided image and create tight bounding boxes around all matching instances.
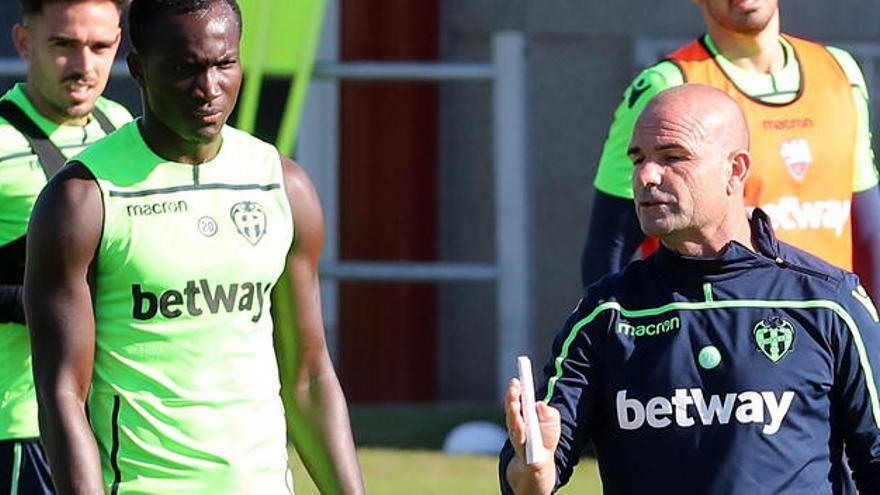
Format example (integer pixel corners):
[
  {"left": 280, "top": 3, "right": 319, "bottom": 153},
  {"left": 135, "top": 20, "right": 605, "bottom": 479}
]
[
  {"left": 706, "top": 16, "right": 784, "bottom": 73},
  {"left": 662, "top": 211, "right": 755, "bottom": 258},
  {"left": 138, "top": 117, "right": 222, "bottom": 165}
]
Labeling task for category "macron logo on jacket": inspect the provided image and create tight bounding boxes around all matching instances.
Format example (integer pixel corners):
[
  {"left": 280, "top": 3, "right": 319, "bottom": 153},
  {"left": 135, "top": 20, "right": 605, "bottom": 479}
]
[{"left": 616, "top": 389, "right": 795, "bottom": 435}]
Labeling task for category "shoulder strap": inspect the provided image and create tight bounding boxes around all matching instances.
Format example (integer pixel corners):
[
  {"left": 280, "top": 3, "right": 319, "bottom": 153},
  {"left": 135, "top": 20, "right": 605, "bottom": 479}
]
[
  {"left": 91, "top": 105, "right": 116, "bottom": 134},
  {"left": 666, "top": 37, "right": 712, "bottom": 63},
  {"left": 0, "top": 99, "right": 66, "bottom": 178}
]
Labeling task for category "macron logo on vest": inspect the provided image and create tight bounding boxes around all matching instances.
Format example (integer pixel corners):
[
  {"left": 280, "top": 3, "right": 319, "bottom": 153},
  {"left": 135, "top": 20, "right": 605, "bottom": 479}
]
[{"left": 616, "top": 389, "right": 795, "bottom": 435}]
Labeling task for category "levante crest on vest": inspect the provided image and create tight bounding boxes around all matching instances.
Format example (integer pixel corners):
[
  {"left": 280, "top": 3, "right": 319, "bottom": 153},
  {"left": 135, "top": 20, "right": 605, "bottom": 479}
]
[
  {"left": 230, "top": 201, "right": 267, "bottom": 245},
  {"left": 780, "top": 138, "right": 813, "bottom": 182},
  {"left": 753, "top": 316, "right": 796, "bottom": 363}
]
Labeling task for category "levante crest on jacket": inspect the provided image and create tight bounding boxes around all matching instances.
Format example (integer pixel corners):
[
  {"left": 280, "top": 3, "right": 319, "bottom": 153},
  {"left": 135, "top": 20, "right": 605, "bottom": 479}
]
[{"left": 753, "top": 316, "right": 796, "bottom": 363}]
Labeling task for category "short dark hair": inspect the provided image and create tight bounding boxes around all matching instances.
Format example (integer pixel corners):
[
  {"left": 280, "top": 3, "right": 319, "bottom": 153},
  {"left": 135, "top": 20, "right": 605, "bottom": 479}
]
[
  {"left": 18, "top": 0, "right": 130, "bottom": 18},
  {"left": 128, "top": 0, "right": 242, "bottom": 54}
]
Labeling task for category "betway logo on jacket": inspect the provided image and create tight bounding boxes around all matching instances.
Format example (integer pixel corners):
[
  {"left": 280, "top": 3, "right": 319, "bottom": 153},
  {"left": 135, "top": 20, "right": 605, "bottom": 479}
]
[
  {"left": 131, "top": 280, "right": 273, "bottom": 323},
  {"left": 616, "top": 389, "right": 794, "bottom": 435},
  {"left": 760, "top": 196, "right": 850, "bottom": 236}
]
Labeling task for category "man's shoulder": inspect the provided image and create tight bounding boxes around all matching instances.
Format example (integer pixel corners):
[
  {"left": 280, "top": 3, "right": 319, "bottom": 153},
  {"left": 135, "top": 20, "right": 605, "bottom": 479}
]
[
  {"left": 623, "top": 61, "right": 685, "bottom": 110},
  {"left": 0, "top": 112, "right": 36, "bottom": 162},
  {"left": 74, "top": 121, "right": 136, "bottom": 163},
  {"left": 0, "top": 97, "right": 132, "bottom": 162},
  {"left": 776, "top": 241, "right": 853, "bottom": 292},
  {"left": 784, "top": 33, "right": 868, "bottom": 94},
  {"left": 665, "top": 36, "right": 713, "bottom": 62},
  {"left": 220, "top": 125, "right": 282, "bottom": 163},
  {"left": 581, "top": 258, "right": 660, "bottom": 309},
  {"left": 774, "top": 241, "right": 879, "bottom": 328},
  {"left": 825, "top": 46, "right": 869, "bottom": 96},
  {"left": 222, "top": 124, "right": 277, "bottom": 148},
  {"left": 0, "top": 117, "right": 33, "bottom": 141},
  {"left": 93, "top": 97, "right": 135, "bottom": 128}
]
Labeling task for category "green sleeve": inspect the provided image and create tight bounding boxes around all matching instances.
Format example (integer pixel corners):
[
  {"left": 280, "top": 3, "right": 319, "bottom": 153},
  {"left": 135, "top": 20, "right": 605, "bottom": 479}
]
[
  {"left": 593, "top": 61, "right": 685, "bottom": 199},
  {"left": 826, "top": 46, "right": 878, "bottom": 193}
]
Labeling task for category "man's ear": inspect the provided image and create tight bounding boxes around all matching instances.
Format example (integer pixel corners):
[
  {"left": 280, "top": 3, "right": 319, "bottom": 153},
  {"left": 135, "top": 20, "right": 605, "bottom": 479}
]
[
  {"left": 12, "top": 23, "right": 30, "bottom": 60},
  {"left": 727, "top": 150, "right": 751, "bottom": 194},
  {"left": 127, "top": 51, "right": 144, "bottom": 87}
]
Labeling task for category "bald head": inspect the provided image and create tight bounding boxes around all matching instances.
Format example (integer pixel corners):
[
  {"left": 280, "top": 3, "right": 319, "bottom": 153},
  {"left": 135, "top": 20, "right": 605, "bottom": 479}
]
[
  {"left": 639, "top": 84, "right": 750, "bottom": 154},
  {"left": 629, "top": 83, "right": 754, "bottom": 256}
]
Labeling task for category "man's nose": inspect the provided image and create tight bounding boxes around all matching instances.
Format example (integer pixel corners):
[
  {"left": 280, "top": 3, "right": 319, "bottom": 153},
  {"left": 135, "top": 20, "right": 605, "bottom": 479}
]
[
  {"left": 193, "top": 68, "right": 222, "bottom": 101},
  {"left": 633, "top": 160, "right": 662, "bottom": 190},
  {"left": 69, "top": 46, "right": 96, "bottom": 76}
]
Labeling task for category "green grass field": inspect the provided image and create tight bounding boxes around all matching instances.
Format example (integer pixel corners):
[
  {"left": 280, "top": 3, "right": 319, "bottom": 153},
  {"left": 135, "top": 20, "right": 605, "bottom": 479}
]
[
  {"left": 290, "top": 448, "right": 603, "bottom": 494},
  {"left": 286, "top": 403, "right": 603, "bottom": 494}
]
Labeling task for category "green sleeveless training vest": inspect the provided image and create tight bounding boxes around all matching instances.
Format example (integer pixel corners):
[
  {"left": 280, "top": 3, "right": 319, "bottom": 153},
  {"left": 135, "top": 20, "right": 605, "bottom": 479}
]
[
  {"left": 0, "top": 83, "right": 131, "bottom": 441},
  {"left": 78, "top": 121, "right": 294, "bottom": 494}
]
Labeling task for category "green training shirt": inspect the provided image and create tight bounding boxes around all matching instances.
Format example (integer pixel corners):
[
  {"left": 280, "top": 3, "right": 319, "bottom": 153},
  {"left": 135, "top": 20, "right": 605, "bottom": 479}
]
[
  {"left": 593, "top": 34, "right": 877, "bottom": 199},
  {"left": 0, "top": 83, "right": 131, "bottom": 441},
  {"left": 78, "top": 122, "right": 294, "bottom": 494}
]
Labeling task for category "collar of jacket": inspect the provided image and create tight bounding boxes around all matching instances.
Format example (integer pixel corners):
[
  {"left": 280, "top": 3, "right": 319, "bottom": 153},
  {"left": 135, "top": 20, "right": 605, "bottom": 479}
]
[{"left": 652, "top": 208, "right": 779, "bottom": 282}]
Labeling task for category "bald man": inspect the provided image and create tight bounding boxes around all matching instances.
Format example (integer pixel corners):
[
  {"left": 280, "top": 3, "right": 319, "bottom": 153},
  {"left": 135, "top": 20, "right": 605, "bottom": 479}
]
[
  {"left": 499, "top": 84, "right": 880, "bottom": 494},
  {"left": 581, "top": 0, "right": 880, "bottom": 308}
]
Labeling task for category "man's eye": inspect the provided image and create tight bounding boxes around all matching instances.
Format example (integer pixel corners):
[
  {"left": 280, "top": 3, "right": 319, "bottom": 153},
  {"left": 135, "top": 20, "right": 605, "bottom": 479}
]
[{"left": 92, "top": 43, "right": 113, "bottom": 53}]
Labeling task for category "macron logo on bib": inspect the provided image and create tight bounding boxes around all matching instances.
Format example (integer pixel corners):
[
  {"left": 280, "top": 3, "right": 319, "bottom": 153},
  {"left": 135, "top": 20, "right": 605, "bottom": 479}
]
[{"left": 616, "top": 389, "right": 795, "bottom": 435}]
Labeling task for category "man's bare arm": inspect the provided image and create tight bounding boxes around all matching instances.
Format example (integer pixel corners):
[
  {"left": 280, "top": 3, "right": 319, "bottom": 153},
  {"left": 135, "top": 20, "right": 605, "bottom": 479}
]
[
  {"left": 279, "top": 155, "right": 365, "bottom": 494},
  {"left": 24, "top": 163, "right": 104, "bottom": 494}
]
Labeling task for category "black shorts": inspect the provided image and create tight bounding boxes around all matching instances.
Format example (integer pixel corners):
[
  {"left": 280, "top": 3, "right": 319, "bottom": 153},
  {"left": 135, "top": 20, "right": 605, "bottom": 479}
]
[{"left": 0, "top": 439, "right": 55, "bottom": 495}]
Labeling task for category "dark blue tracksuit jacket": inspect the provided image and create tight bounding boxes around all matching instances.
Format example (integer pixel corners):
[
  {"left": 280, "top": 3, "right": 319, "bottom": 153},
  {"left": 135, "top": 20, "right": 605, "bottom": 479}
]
[{"left": 500, "top": 211, "right": 880, "bottom": 494}]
